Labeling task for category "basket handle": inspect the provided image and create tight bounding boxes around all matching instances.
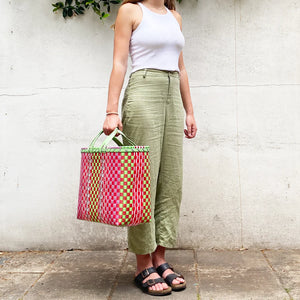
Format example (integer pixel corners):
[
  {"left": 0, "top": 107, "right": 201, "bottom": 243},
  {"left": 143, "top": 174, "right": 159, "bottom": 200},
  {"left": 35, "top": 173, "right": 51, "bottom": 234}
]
[{"left": 88, "top": 128, "right": 136, "bottom": 149}]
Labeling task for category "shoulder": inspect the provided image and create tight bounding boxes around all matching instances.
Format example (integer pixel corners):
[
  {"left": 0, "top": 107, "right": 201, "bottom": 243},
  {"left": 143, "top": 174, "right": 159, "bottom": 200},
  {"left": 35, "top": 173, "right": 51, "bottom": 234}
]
[
  {"left": 170, "top": 10, "right": 182, "bottom": 22},
  {"left": 118, "top": 2, "right": 140, "bottom": 15},
  {"left": 115, "top": 2, "right": 141, "bottom": 28},
  {"left": 170, "top": 10, "right": 182, "bottom": 27}
]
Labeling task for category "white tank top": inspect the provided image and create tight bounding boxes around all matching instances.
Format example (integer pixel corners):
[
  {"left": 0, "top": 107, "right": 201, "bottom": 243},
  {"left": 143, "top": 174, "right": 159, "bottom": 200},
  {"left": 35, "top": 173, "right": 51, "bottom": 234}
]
[{"left": 129, "top": 2, "right": 185, "bottom": 74}]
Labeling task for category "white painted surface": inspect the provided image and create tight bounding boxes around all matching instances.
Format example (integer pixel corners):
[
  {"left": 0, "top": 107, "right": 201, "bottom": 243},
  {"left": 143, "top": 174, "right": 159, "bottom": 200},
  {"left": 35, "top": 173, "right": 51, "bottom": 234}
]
[{"left": 0, "top": 0, "right": 299, "bottom": 250}]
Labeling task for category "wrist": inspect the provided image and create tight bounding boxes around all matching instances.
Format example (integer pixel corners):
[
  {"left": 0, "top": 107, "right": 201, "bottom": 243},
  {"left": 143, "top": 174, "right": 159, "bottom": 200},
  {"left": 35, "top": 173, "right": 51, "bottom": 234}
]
[{"left": 185, "top": 111, "right": 194, "bottom": 116}]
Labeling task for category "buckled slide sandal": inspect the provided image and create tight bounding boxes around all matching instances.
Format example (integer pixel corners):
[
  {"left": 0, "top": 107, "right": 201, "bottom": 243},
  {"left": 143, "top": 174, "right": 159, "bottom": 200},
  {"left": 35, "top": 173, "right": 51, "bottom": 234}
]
[
  {"left": 134, "top": 267, "right": 172, "bottom": 296},
  {"left": 156, "top": 262, "right": 186, "bottom": 291}
]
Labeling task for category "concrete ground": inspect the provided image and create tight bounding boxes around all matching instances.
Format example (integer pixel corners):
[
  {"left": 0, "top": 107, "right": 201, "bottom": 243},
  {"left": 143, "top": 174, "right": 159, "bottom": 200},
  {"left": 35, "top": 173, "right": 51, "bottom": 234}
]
[{"left": 0, "top": 249, "right": 299, "bottom": 300}]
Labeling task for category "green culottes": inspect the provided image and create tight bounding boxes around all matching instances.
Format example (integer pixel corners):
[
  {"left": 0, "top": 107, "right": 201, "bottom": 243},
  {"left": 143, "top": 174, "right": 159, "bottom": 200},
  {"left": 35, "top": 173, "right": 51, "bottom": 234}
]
[{"left": 121, "top": 68, "right": 185, "bottom": 255}]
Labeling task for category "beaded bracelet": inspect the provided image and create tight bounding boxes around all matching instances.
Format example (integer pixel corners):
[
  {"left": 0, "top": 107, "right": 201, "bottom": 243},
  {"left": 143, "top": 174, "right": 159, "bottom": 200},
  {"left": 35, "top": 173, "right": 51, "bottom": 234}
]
[{"left": 106, "top": 112, "right": 119, "bottom": 116}]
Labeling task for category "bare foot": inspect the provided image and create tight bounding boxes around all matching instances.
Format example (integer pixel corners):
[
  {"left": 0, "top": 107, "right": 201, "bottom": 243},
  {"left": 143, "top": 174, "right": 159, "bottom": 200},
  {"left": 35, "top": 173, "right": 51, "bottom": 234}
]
[
  {"left": 135, "top": 253, "right": 169, "bottom": 291},
  {"left": 152, "top": 246, "right": 185, "bottom": 286},
  {"left": 152, "top": 261, "right": 185, "bottom": 285},
  {"left": 134, "top": 269, "right": 169, "bottom": 291}
]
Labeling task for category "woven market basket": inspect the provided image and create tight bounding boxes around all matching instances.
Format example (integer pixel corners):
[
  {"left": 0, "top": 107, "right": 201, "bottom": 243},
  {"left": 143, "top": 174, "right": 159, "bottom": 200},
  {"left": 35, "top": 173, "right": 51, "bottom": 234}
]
[{"left": 77, "top": 128, "right": 151, "bottom": 226}]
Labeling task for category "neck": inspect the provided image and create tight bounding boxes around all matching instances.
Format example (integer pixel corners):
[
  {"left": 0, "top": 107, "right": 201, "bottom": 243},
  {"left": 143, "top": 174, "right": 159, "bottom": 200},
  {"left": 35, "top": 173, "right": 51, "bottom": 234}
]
[{"left": 142, "top": 0, "right": 165, "bottom": 9}]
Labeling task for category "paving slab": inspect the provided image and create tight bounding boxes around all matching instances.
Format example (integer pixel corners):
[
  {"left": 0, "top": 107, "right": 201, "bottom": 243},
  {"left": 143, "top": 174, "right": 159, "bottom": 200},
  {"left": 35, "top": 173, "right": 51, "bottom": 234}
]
[
  {"left": 0, "top": 251, "right": 61, "bottom": 273},
  {"left": 24, "top": 250, "right": 126, "bottom": 300},
  {"left": 23, "top": 271, "right": 113, "bottom": 300},
  {"left": 196, "top": 249, "right": 289, "bottom": 300},
  {"left": 47, "top": 250, "right": 125, "bottom": 273},
  {"left": 111, "top": 250, "right": 198, "bottom": 300},
  {"left": 0, "top": 252, "right": 15, "bottom": 274},
  {"left": 196, "top": 249, "right": 269, "bottom": 271},
  {"left": 0, "top": 273, "right": 41, "bottom": 300},
  {"left": 263, "top": 249, "right": 300, "bottom": 300}
]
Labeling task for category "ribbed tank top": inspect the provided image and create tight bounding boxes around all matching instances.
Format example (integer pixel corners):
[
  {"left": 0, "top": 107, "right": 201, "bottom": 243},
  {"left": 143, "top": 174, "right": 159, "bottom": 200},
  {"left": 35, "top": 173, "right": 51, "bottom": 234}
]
[{"left": 129, "top": 2, "right": 185, "bottom": 74}]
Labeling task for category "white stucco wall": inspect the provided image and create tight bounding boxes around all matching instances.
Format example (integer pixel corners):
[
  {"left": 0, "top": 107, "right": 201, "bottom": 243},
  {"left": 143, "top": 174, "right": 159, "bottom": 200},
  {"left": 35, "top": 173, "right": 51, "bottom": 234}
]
[{"left": 0, "top": 0, "right": 299, "bottom": 251}]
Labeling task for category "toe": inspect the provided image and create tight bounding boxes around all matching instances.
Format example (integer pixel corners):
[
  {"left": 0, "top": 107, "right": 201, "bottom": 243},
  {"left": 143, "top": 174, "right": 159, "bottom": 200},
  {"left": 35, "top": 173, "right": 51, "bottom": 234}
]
[
  {"left": 162, "top": 282, "right": 169, "bottom": 289},
  {"left": 172, "top": 277, "right": 185, "bottom": 285}
]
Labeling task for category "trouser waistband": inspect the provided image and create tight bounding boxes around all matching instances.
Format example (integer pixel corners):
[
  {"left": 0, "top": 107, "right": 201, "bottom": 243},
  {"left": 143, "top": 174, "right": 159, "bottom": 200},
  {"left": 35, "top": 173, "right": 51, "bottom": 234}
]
[{"left": 130, "top": 68, "right": 180, "bottom": 78}]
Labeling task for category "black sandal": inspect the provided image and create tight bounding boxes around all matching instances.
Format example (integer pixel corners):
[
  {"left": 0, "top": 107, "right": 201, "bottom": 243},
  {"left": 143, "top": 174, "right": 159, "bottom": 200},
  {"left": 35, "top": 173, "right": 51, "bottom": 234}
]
[
  {"left": 156, "top": 262, "right": 186, "bottom": 291},
  {"left": 134, "top": 267, "right": 172, "bottom": 296}
]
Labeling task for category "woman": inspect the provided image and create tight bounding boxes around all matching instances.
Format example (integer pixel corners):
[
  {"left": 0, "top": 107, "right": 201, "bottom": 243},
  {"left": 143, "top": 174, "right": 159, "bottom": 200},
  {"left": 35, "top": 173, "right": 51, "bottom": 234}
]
[{"left": 102, "top": 0, "right": 197, "bottom": 296}]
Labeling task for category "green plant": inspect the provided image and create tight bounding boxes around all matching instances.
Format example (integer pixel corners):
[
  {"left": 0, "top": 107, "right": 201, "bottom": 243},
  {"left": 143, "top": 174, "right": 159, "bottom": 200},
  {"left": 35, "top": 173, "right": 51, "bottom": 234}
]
[{"left": 52, "top": 0, "right": 183, "bottom": 21}]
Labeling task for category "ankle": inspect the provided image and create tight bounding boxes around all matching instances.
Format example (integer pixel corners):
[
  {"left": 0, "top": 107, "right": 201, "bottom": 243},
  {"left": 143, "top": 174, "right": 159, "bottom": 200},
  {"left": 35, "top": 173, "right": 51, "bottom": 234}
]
[
  {"left": 151, "top": 246, "right": 166, "bottom": 267},
  {"left": 135, "top": 254, "right": 154, "bottom": 275},
  {"left": 152, "top": 257, "right": 166, "bottom": 268}
]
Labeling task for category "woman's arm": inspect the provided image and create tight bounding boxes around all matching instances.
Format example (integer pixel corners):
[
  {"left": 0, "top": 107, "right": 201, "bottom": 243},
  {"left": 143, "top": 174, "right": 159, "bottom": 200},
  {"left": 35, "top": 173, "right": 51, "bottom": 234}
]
[
  {"left": 179, "top": 52, "right": 197, "bottom": 138},
  {"left": 102, "top": 4, "right": 135, "bottom": 135},
  {"left": 172, "top": 11, "right": 197, "bottom": 139}
]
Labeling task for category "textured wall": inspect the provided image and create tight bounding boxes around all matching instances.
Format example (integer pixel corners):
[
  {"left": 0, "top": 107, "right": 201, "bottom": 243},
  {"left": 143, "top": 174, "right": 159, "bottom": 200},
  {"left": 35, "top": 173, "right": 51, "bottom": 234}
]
[{"left": 0, "top": 0, "right": 299, "bottom": 251}]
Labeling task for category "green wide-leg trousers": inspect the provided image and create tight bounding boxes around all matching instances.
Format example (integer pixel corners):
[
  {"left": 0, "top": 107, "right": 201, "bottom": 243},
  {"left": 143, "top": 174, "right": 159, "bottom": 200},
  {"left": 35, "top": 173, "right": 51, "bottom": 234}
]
[{"left": 121, "top": 68, "right": 185, "bottom": 255}]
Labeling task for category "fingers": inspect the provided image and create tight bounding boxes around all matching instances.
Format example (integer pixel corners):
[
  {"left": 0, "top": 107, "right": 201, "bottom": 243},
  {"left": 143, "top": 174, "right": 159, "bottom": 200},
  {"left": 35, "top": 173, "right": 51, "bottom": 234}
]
[
  {"left": 103, "top": 127, "right": 111, "bottom": 136},
  {"left": 184, "top": 129, "right": 193, "bottom": 139},
  {"left": 187, "top": 124, "right": 192, "bottom": 137},
  {"left": 102, "top": 115, "right": 122, "bottom": 135},
  {"left": 191, "top": 124, "right": 197, "bottom": 137},
  {"left": 184, "top": 125, "right": 197, "bottom": 138},
  {"left": 118, "top": 120, "right": 123, "bottom": 132},
  {"left": 102, "top": 127, "right": 110, "bottom": 136},
  {"left": 184, "top": 129, "right": 189, "bottom": 138},
  {"left": 115, "top": 120, "right": 123, "bottom": 137}
]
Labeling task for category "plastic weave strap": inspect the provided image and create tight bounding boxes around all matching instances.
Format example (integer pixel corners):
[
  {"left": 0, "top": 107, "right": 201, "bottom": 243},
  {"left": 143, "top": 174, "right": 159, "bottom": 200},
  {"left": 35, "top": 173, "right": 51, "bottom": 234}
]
[
  {"left": 88, "top": 129, "right": 136, "bottom": 149},
  {"left": 88, "top": 129, "right": 119, "bottom": 148},
  {"left": 112, "top": 137, "right": 123, "bottom": 147},
  {"left": 99, "top": 128, "right": 136, "bottom": 151}
]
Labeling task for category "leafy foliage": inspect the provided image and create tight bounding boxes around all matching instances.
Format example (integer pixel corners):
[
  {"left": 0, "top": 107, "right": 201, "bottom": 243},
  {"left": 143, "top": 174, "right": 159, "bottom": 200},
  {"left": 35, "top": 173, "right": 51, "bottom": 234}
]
[{"left": 52, "top": 0, "right": 183, "bottom": 21}]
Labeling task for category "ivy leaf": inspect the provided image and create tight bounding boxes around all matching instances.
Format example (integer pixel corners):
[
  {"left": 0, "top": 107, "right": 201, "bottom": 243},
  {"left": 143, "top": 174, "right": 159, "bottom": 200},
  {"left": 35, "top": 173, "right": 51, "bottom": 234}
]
[
  {"left": 68, "top": 7, "right": 74, "bottom": 16},
  {"left": 53, "top": 2, "right": 64, "bottom": 8},
  {"left": 92, "top": 6, "right": 101, "bottom": 15},
  {"left": 65, "top": 0, "right": 73, "bottom": 5},
  {"left": 62, "top": 7, "right": 68, "bottom": 17}
]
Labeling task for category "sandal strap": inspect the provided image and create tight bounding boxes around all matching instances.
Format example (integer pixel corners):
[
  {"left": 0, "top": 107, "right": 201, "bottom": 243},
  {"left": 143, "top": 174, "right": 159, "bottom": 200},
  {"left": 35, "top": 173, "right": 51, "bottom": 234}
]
[
  {"left": 165, "top": 273, "right": 184, "bottom": 286},
  {"left": 141, "top": 277, "right": 165, "bottom": 289},
  {"left": 156, "top": 262, "right": 173, "bottom": 276},
  {"left": 135, "top": 267, "right": 157, "bottom": 284}
]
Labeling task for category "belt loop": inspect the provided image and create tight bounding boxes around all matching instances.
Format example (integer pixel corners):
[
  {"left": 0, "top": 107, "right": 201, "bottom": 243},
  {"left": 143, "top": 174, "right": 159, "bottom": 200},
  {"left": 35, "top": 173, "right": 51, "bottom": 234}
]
[
  {"left": 167, "top": 72, "right": 170, "bottom": 95},
  {"left": 143, "top": 68, "right": 148, "bottom": 78}
]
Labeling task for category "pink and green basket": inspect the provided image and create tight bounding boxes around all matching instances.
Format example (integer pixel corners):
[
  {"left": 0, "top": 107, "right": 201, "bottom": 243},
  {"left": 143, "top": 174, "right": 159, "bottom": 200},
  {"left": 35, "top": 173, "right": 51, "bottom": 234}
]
[{"left": 77, "top": 128, "right": 151, "bottom": 226}]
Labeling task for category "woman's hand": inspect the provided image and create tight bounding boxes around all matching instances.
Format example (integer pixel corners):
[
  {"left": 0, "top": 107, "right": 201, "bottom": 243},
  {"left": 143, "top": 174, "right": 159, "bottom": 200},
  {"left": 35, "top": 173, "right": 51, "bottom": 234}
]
[
  {"left": 184, "top": 113, "right": 197, "bottom": 138},
  {"left": 103, "top": 114, "right": 123, "bottom": 135}
]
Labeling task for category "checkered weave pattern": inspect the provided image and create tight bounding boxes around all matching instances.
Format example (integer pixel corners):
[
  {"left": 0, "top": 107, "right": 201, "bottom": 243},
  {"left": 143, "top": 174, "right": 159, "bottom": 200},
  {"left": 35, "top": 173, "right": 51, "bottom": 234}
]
[{"left": 77, "top": 132, "right": 151, "bottom": 227}]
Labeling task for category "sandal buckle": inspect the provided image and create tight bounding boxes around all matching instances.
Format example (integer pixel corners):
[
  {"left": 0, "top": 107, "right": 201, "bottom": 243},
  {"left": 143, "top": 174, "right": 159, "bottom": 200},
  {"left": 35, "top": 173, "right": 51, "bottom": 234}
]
[
  {"left": 141, "top": 268, "right": 150, "bottom": 278},
  {"left": 147, "top": 279, "right": 156, "bottom": 286}
]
